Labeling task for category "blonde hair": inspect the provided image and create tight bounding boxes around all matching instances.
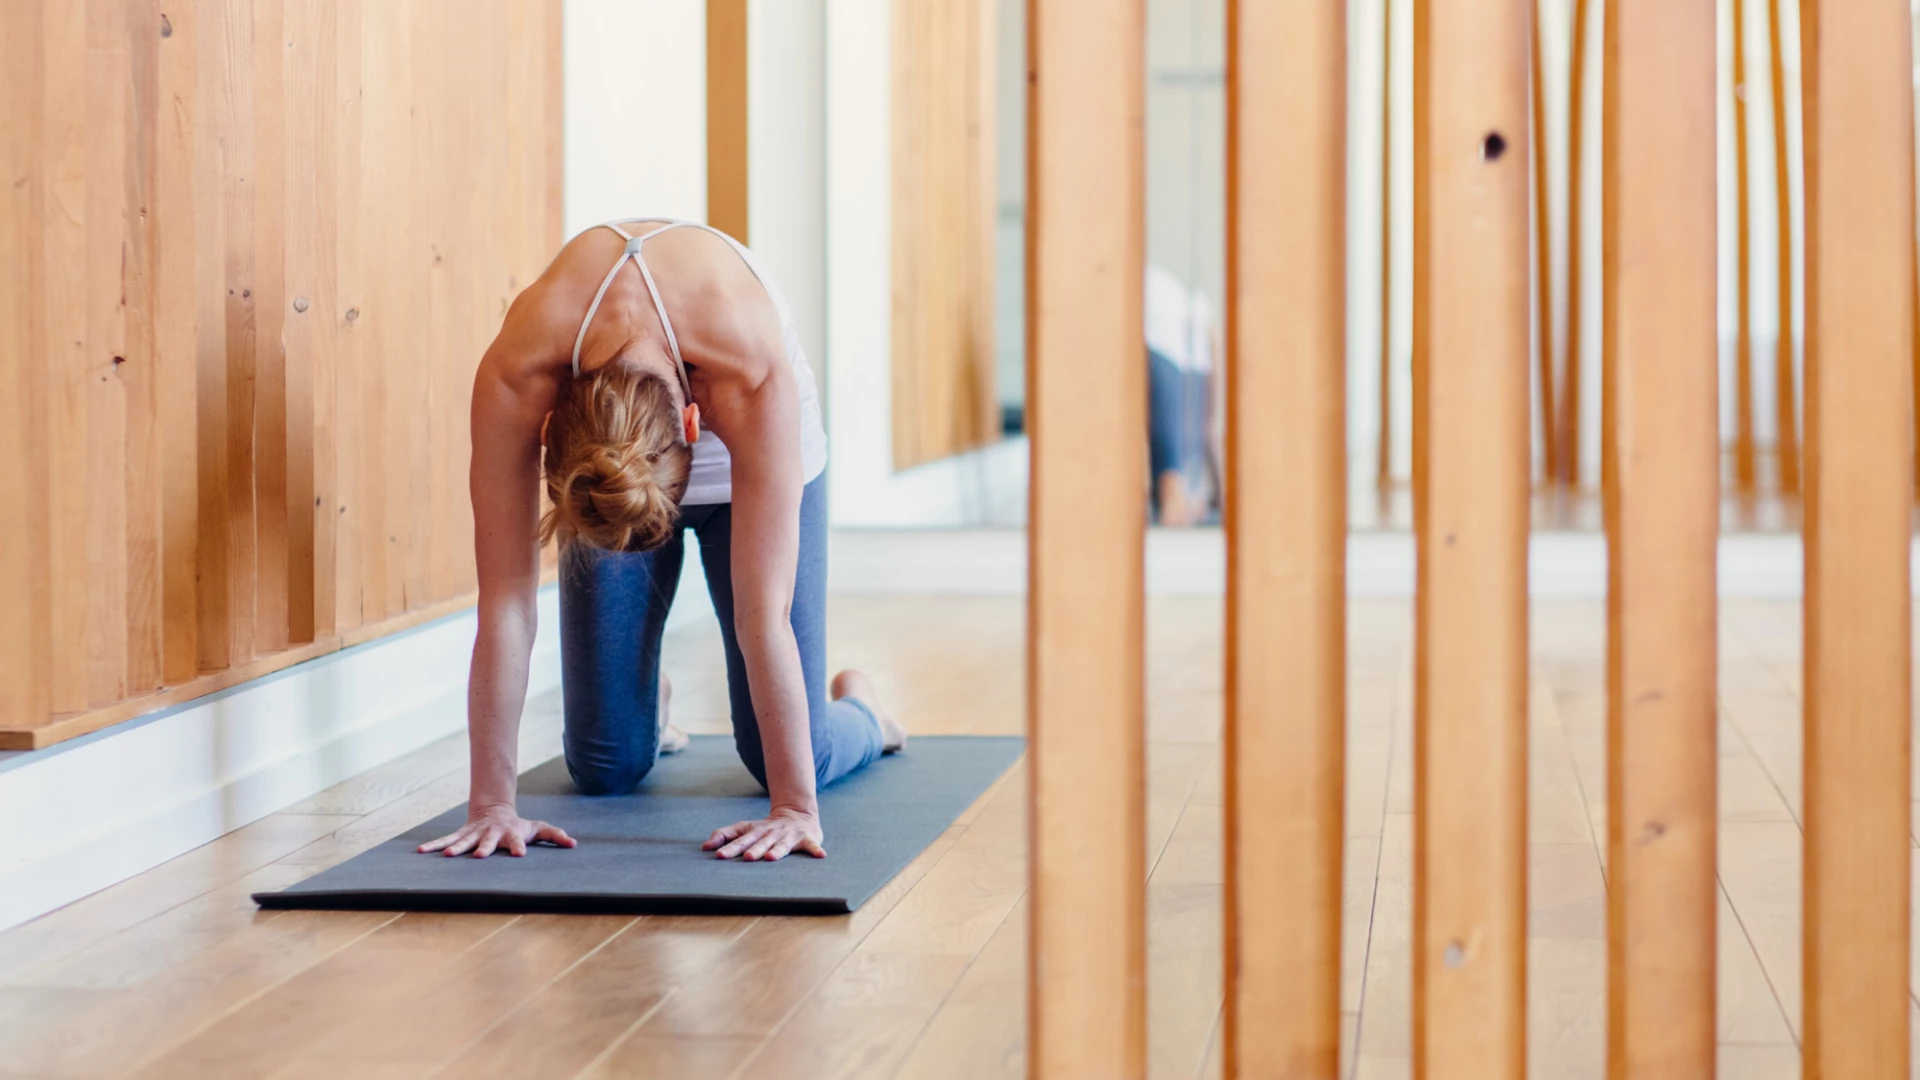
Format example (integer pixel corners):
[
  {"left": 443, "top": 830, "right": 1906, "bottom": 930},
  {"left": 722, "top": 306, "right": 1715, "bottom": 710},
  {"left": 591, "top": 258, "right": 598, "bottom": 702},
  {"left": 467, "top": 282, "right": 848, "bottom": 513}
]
[{"left": 540, "top": 362, "right": 692, "bottom": 552}]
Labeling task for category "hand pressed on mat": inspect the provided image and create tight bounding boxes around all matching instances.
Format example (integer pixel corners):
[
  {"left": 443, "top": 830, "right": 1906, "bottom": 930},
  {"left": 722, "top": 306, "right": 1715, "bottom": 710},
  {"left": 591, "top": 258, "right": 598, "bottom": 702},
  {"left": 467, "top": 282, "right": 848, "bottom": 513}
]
[
  {"left": 704, "top": 805, "right": 826, "bottom": 861},
  {"left": 417, "top": 806, "right": 577, "bottom": 858}
]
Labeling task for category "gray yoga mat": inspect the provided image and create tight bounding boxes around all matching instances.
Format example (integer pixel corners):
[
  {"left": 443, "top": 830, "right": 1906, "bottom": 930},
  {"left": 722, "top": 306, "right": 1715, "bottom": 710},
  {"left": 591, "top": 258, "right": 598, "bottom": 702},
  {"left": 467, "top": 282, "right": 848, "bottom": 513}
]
[{"left": 254, "top": 734, "right": 1024, "bottom": 916}]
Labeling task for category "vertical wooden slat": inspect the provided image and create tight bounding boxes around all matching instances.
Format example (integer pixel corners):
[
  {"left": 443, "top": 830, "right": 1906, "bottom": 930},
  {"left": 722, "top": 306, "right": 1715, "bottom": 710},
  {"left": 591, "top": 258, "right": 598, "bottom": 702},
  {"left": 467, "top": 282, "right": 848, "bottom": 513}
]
[
  {"left": 1766, "top": 0, "right": 1800, "bottom": 497},
  {"left": 155, "top": 0, "right": 200, "bottom": 683},
  {"left": 222, "top": 0, "right": 259, "bottom": 662},
  {"left": 1600, "top": 3, "right": 1719, "bottom": 1074},
  {"left": 331, "top": 0, "right": 363, "bottom": 633},
  {"left": 1411, "top": 0, "right": 1531, "bottom": 1077},
  {"left": 1799, "top": 1, "right": 1914, "bottom": 1076},
  {"left": 1025, "top": 0, "right": 1146, "bottom": 1076},
  {"left": 284, "top": 0, "right": 329, "bottom": 645},
  {"left": 362, "top": 0, "right": 400, "bottom": 620},
  {"left": 1377, "top": 0, "right": 1394, "bottom": 495},
  {"left": 1559, "top": 0, "right": 1591, "bottom": 486},
  {"left": 707, "top": 0, "right": 749, "bottom": 241},
  {"left": 400, "top": 4, "right": 432, "bottom": 611},
  {"left": 1222, "top": 1, "right": 1346, "bottom": 1076},
  {"left": 125, "top": 0, "right": 163, "bottom": 695},
  {"left": 1530, "top": 0, "right": 1557, "bottom": 485},
  {"left": 0, "top": 0, "right": 53, "bottom": 727},
  {"left": 1732, "top": 0, "right": 1758, "bottom": 497},
  {"left": 253, "top": 0, "right": 289, "bottom": 652},
  {"left": 421, "top": 2, "right": 456, "bottom": 607},
  {"left": 194, "top": 0, "right": 232, "bottom": 673},
  {"left": 85, "top": 0, "right": 131, "bottom": 705}
]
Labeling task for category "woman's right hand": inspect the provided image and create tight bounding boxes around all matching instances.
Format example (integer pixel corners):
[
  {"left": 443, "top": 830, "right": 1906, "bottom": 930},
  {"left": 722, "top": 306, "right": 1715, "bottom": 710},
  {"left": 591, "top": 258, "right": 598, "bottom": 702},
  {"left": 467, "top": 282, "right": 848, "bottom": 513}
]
[{"left": 416, "top": 805, "right": 577, "bottom": 858}]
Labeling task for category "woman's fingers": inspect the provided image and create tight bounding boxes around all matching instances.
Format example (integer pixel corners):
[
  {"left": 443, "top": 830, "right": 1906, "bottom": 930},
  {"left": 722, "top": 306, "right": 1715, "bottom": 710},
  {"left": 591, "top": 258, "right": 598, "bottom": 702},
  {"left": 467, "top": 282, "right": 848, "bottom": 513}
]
[
  {"left": 704, "top": 821, "right": 755, "bottom": 852},
  {"left": 763, "top": 837, "right": 796, "bottom": 862},
  {"left": 796, "top": 836, "right": 827, "bottom": 859},
  {"left": 718, "top": 826, "right": 770, "bottom": 860},
  {"left": 743, "top": 830, "right": 783, "bottom": 862},
  {"left": 417, "top": 829, "right": 465, "bottom": 854},
  {"left": 504, "top": 832, "right": 528, "bottom": 857},
  {"left": 472, "top": 828, "right": 502, "bottom": 859},
  {"left": 443, "top": 829, "right": 482, "bottom": 857},
  {"left": 530, "top": 822, "right": 577, "bottom": 849}
]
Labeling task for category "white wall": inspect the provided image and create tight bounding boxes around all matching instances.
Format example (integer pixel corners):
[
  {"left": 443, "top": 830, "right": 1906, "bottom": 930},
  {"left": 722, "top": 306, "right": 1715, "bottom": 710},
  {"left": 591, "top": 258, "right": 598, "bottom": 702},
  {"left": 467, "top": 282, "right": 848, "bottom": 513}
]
[
  {"left": 749, "top": 0, "right": 829, "bottom": 402},
  {"left": 563, "top": 0, "right": 708, "bottom": 235}
]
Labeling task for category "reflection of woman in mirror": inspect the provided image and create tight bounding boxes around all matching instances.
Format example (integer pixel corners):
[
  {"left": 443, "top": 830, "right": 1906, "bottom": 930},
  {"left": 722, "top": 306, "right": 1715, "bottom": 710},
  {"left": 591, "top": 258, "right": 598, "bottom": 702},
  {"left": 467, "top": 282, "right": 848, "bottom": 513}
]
[
  {"left": 1145, "top": 265, "right": 1222, "bottom": 526},
  {"left": 423, "top": 219, "right": 906, "bottom": 866}
]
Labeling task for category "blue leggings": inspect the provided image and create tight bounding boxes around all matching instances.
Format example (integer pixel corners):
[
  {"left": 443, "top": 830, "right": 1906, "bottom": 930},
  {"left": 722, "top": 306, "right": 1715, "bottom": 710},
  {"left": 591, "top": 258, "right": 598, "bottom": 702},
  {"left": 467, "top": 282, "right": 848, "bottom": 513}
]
[{"left": 556, "top": 474, "right": 884, "bottom": 795}]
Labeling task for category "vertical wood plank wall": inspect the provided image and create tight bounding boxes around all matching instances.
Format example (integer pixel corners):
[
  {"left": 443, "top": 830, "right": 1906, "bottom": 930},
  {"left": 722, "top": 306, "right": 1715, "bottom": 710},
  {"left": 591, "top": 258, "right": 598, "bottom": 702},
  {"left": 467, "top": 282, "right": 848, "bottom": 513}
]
[
  {"left": 1410, "top": 1, "right": 1531, "bottom": 1077},
  {"left": 706, "top": 0, "right": 749, "bottom": 243},
  {"left": 1221, "top": 2, "right": 1346, "bottom": 1076},
  {"left": 891, "top": 0, "right": 1000, "bottom": 471},
  {"left": 0, "top": 0, "right": 563, "bottom": 751},
  {"left": 1600, "top": 2, "right": 1719, "bottom": 1072},
  {"left": 1799, "top": 1, "right": 1915, "bottom": 1076},
  {"left": 1025, "top": 0, "right": 1145, "bottom": 1076}
]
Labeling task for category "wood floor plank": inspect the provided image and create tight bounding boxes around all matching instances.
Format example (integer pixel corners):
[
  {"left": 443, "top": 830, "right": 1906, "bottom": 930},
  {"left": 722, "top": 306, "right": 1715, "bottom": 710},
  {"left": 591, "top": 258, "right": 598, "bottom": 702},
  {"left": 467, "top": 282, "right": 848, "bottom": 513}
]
[
  {"left": 1718, "top": 821, "right": 1804, "bottom": 1040},
  {"left": 1718, "top": 885, "right": 1796, "bottom": 1046},
  {"left": 891, "top": 896, "right": 1028, "bottom": 1080},
  {"left": 292, "top": 914, "right": 633, "bottom": 1071}
]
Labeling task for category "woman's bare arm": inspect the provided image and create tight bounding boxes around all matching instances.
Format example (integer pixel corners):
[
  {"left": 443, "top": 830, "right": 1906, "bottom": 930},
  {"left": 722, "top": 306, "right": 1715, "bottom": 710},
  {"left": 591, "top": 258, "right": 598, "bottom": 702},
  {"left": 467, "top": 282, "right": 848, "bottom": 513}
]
[
  {"left": 697, "top": 356, "right": 815, "bottom": 860},
  {"left": 418, "top": 292, "right": 576, "bottom": 858}
]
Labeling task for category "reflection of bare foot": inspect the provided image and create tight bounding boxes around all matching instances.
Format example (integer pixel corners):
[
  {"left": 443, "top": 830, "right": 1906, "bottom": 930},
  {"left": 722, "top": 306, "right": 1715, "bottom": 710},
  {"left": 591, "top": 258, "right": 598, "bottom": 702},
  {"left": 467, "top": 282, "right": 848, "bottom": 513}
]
[
  {"left": 658, "top": 674, "right": 689, "bottom": 754},
  {"left": 831, "top": 670, "right": 905, "bottom": 753}
]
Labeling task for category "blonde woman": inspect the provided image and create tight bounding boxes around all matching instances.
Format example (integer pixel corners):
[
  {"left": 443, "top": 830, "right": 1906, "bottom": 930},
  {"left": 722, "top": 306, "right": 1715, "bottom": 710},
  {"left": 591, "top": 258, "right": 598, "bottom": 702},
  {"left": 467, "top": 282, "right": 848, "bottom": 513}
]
[{"left": 419, "top": 220, "right": 904, "bottom": 864}]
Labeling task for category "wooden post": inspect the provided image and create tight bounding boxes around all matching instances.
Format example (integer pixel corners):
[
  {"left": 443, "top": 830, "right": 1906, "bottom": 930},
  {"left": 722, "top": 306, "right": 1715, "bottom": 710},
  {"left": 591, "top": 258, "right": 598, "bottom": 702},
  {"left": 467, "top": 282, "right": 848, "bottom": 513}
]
[
  {"left": 706, "top": 0, "right": 749, "bottom": 242},
  {"left": 1601, "top": 2, "right": 1719, "bottom": 1074},
  {"left": 1411, "top": 0, "right": 1531, "bottom": 1077},
  {"left": 1559, "top": 0, "right": 1591, "bottom": 486},
  {"left": 1766, "top": 0, "right": 1801, "bottom": 497},
  {"left": 1733, "top": 0, "right": 1758, "bottom": 497},
  {"left": 1799, "top": 1, "right": 1915, "bottom": 1077},
  {"left": 1531, "top": 0, "right": 1557, "bottom": 487},
  {"left": 1223, "top": 1, "right": 1346, "bottom": 1076},
  {"left": 1025, "top": 0, "right": 1145, "bottom": 1076}
]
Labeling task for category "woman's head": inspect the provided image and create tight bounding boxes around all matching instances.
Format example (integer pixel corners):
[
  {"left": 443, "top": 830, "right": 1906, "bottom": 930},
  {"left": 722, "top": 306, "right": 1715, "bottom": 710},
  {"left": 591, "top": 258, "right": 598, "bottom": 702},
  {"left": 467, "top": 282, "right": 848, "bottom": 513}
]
[{"left": 540, "top": 360, "right": 695, "bottom": 552}]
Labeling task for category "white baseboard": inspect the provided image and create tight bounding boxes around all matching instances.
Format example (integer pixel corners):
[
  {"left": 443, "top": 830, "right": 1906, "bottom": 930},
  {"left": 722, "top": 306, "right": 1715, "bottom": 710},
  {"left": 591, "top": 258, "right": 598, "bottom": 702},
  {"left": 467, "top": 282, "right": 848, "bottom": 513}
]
[{"left": 0, "top": 587, "right": 563, "bottom": 933}]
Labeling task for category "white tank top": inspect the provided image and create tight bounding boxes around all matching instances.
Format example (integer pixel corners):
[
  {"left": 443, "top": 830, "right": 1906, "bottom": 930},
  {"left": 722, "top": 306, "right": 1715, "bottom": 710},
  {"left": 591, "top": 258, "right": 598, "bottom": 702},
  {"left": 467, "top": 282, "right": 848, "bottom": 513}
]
[{"left": 569, "top": 218, "right": 829, "bottom": 506}]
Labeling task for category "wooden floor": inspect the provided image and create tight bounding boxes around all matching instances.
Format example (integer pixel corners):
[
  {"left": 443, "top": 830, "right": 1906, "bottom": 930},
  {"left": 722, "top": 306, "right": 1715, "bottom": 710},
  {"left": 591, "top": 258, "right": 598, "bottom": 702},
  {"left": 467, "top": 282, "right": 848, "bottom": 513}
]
[{"left": 0, "top": 595, "right": 1908, "bottom": 1078}]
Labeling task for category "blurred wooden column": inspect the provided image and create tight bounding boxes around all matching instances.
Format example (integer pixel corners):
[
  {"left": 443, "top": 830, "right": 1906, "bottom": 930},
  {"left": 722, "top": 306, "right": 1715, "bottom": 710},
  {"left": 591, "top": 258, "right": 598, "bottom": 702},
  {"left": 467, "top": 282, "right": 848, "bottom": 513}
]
[
  {"left": 1222, "top": 2, "right": 1346, "bottom": 1076},
  {"left": 1411, "top": 0, "right": 1531, "bottom": 1076},
  {"left": 707, "top": 0, "right": 749, "bottom": 241},
  {"left": 1600, "top": 2, "right": 1719, "bottom": 1073},
  {"left": 1799, "top": 1, "right": 1915, "bottom": 1077},
  {"left": 1025, "top": 0, "right": 1146, "bottom": 1076}
]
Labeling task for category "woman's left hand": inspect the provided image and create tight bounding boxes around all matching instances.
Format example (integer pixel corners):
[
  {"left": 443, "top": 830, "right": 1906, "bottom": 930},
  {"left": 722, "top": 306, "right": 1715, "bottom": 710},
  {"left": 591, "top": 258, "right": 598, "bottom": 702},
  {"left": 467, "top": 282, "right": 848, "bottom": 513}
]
[{"left": 703, "top": 806, "right": 826, "bottom": 861}]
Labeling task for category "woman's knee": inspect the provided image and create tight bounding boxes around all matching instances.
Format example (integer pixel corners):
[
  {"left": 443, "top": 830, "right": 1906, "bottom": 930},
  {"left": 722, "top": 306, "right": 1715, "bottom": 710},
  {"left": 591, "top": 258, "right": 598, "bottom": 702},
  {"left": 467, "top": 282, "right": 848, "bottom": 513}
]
[{"left": 565, "top": 747, "right": 655, "bottom": 796}]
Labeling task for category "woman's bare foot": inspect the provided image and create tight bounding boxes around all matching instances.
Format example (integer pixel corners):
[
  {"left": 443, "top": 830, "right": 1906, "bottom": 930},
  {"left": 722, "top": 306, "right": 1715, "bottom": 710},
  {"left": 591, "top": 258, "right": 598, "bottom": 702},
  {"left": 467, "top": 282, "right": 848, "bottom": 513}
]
[
  {"left": 831, "top": 670, "right": 905, "bottom": 753},
  {"left": 658, "top": 674, "right": 690, "bottom": 755}
]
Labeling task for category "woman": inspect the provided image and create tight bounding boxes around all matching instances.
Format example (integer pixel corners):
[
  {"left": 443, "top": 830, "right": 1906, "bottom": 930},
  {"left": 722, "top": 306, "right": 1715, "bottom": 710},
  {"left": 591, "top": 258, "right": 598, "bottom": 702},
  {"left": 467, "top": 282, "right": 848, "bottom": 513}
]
[{"left": 418, "top": 219, "right": 905, "bottom": 864}]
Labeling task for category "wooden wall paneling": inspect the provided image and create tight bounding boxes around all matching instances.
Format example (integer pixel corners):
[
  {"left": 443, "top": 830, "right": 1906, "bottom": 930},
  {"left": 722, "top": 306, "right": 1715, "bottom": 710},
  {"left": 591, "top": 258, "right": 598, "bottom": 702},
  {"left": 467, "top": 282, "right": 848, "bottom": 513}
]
[
  {"left": 707, "top": 0, "right": 749, "bottom": 242},
  {"left": 0, "top": 0, "right": 52, "bottom": 728},
  {"left": 891, "top": 0, "right": 998, "bottom": 470},
  {"left": 125, "top": 0, "right": 163, "bottom": 695},
  {"left": 194, "top": 0, "right": 232, "bottom": 673},
  {"left": 222, "top": 0, "right": 260, "bottom": 663},
  {"left": 399, "top": 3, "right": 432, "bottom": 612},
  {"left": 1559, "top": 0, "right": 1591, "bottom": 486},
  {"left": 1601, "top": 2, "right": 1719, "bottom": 1072},
  {"left": 1732, "top": 0, "right": 1758, "bottom": 497},
  {"left": 1766, "top": 0, "right": 1800, "bottom": 496},
  {"left": 1410, "top": 0, "right": 1531, "bottom": 1076},
  {"left": 252, "top": 0, "right": 290, "bottom": 654},
  {"left": 361, "top": 0, "right": 400, "bottom": 621},
  {"left": 1025, "top": 0, "right": 1146, "bottom": 1076},
  {"left": 331, "top": 0, "right": 364, "bottom": 633},
  {"left": 421, "top": 2, "right": 456, "bottom": 607},
  {"left": 155, "top": 0, "right": 201, "bottom": 683},
  {"left": 1530, "top": 0, "right": 1557, "bottom": 484},
  {"left": 85, "top": 0, "right": 132, "bottom": 705},
  {"left": 283, "top": 0, "right": 329, "bottom": 644},
  {"left": 1222, "top": 1, "right": 1347, "bottom": 1076},
  {"left": 1798, "top": 1, "right": 1915, "bottom": 1075},
  {"left": 454, "top": 5, "right": 502, "bottom": 601}
]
